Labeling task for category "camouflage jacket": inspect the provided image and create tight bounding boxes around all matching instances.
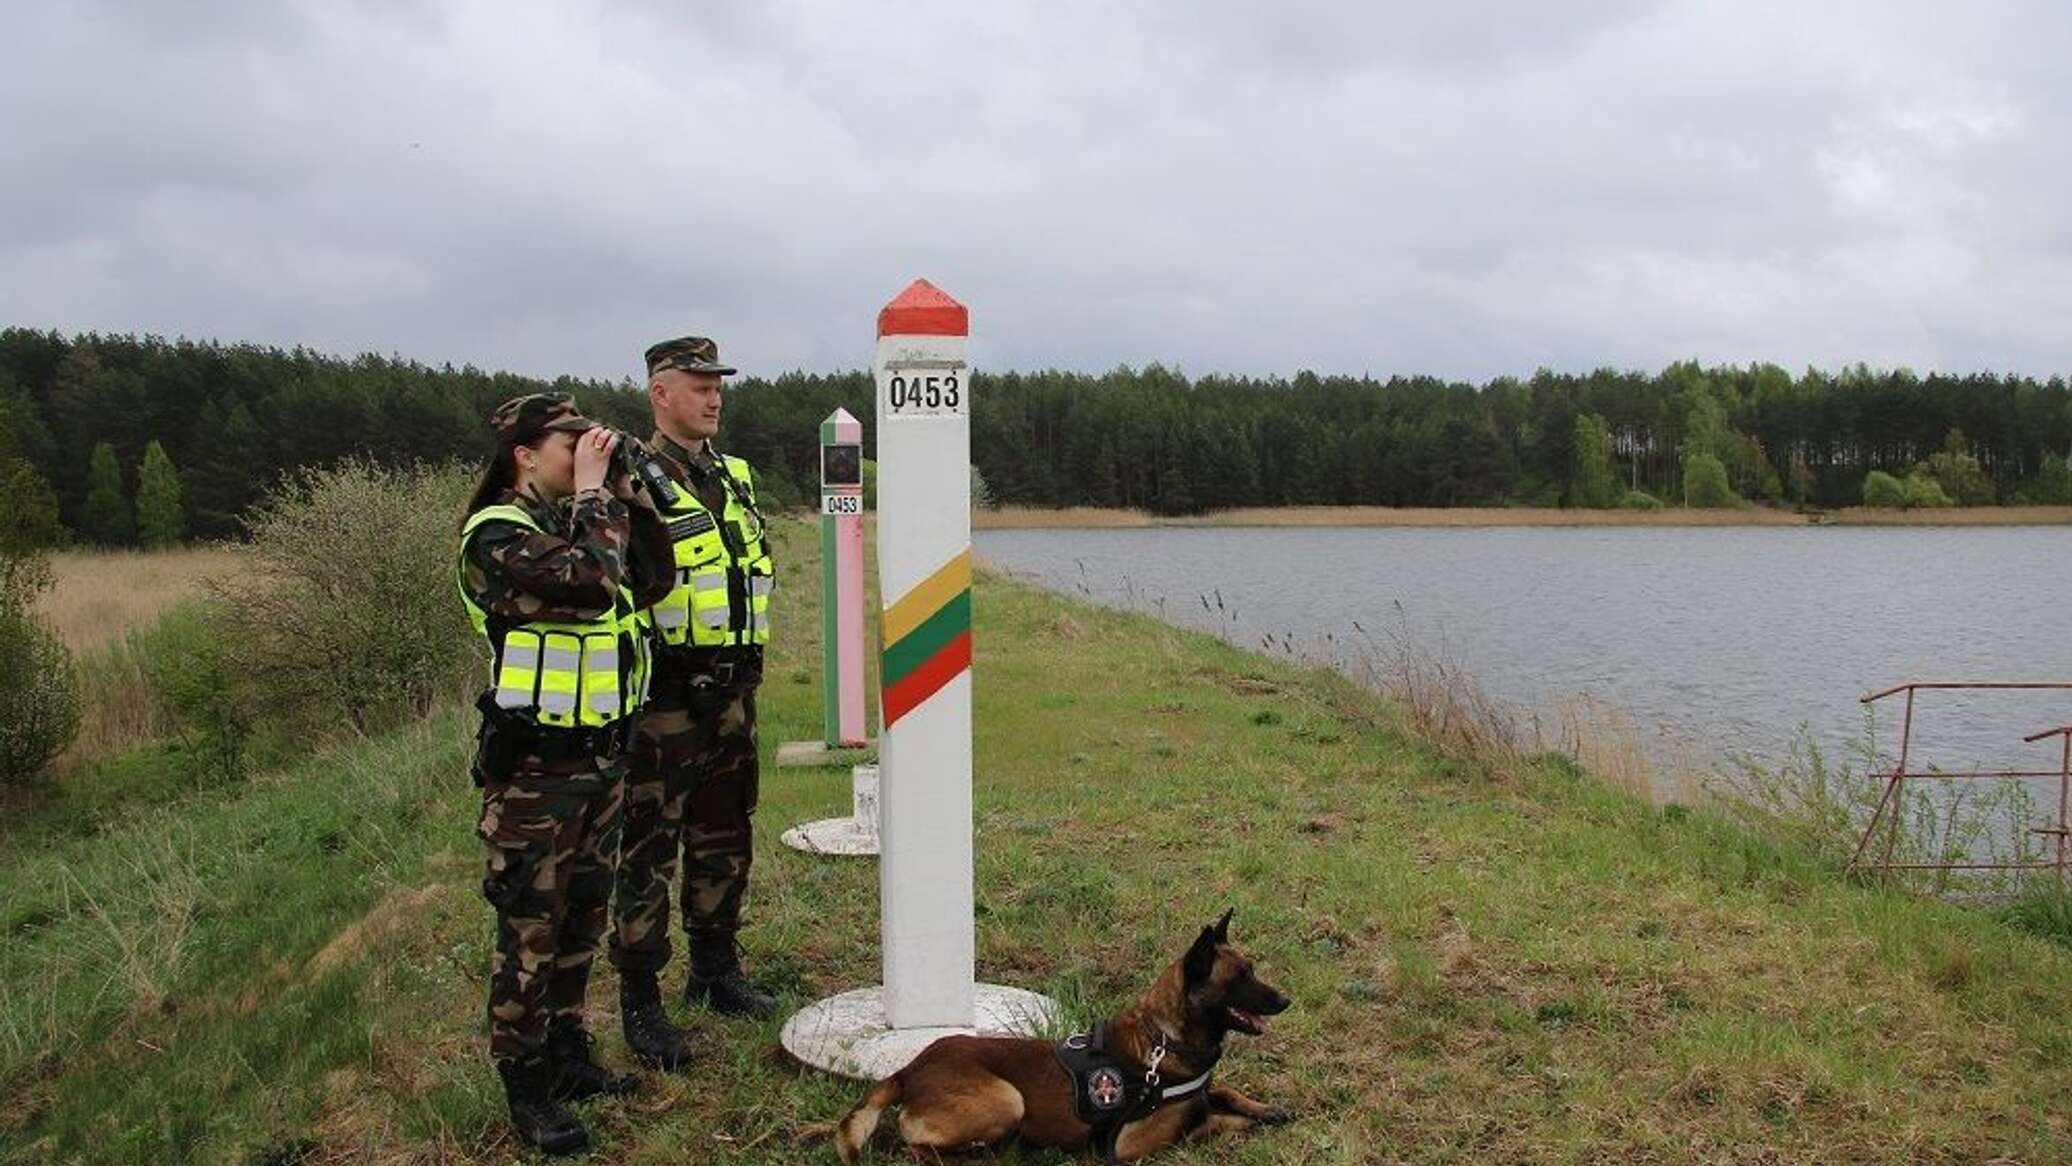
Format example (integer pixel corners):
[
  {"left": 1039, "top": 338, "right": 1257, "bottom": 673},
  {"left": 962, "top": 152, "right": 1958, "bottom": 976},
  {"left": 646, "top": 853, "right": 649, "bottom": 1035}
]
[{"left": 460, "top": 486, "right": 675, "bottom": 624}]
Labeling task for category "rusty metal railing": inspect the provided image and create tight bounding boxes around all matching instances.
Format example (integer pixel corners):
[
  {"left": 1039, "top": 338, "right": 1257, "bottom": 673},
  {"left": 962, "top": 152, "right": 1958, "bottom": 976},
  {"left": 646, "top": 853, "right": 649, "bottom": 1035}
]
[{"left": 1849, "top": 681, "right": 2072, "bottom": 882}]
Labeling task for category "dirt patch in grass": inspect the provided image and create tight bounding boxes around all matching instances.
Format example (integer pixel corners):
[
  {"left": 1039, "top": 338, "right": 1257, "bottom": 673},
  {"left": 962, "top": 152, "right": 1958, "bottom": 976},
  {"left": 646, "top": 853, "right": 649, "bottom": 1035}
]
[{"left": 307, "top": 885, "right": 445, "bottom": 979}]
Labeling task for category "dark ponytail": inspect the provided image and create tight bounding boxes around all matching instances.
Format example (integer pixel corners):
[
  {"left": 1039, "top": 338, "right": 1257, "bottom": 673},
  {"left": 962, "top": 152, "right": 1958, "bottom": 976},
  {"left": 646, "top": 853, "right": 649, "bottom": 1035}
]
[{"left": 459, "top": 440, "right": 521, "bottom": 532}]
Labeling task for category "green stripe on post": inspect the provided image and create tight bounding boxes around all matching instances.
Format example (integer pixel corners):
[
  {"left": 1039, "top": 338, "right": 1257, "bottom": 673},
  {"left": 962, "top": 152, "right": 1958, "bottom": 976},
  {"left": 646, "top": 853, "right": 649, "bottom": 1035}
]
[
  {"left": 881, "top": 590, "right": 972, "bottom": 688},
  {"left": 821, "top": 506, "right": 839, "bottom": 743}
]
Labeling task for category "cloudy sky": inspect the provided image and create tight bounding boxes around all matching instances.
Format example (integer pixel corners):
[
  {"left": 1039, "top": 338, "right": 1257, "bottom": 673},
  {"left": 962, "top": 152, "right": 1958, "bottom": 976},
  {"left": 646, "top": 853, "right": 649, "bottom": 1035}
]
[{"left": 4, "top": 1, "right": 2068, "bottom": 382}]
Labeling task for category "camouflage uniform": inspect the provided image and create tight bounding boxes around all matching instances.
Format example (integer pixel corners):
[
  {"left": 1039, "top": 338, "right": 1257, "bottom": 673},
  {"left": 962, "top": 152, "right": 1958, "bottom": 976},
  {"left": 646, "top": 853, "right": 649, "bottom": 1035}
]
[
  {"left": 463, "top": 410, "right": 672, "bottom": 1064},
  {"left": 609, "top": 462, "right": 764, "bottom": 976},
  {"left": 611, "top": 337, "right": 771, "bottom": 1005}
]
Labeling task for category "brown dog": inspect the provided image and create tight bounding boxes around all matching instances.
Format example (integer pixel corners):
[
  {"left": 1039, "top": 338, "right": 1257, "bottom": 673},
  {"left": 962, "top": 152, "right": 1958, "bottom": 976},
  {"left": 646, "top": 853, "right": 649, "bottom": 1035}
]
[{"left": 835, "top": 911, "right": 1291, "bottom": 1163}]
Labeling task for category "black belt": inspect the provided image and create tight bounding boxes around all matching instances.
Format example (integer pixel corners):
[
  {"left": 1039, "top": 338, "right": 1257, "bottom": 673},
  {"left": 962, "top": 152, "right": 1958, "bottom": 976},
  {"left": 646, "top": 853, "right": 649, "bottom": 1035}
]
[
  {"left": 519, "top": 718, "right": 633, "bottom": 761},
  {"left": 656, "top": 644, "right": 763, "bottom": 688}
]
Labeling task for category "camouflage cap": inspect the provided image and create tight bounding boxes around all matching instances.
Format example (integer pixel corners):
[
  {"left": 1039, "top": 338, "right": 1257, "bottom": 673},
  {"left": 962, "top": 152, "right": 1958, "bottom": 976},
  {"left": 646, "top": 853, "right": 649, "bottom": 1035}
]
[
  {"left": 645, "top": 336, "right": 738, "bottom": 378},
  {"left": 489, "top": 392, "right": 596, "bottom": 444}
]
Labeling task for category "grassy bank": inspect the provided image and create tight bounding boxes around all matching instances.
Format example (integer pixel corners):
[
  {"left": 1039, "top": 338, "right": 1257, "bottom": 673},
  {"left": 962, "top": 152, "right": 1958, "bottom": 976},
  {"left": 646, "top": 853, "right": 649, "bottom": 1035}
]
[
  {"left": 975, "top": 505, "right": 2072, "bottom": 529},
  {"left": 5, "top": 520, "right": 2072, "bottom": 1163}
]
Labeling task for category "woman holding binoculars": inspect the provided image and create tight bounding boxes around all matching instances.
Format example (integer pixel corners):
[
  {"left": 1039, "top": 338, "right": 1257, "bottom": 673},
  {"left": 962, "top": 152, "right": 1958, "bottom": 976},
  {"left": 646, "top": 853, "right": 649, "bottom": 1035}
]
[{"left": 455, "top": 392, "right": 673, "bottom": 1154}]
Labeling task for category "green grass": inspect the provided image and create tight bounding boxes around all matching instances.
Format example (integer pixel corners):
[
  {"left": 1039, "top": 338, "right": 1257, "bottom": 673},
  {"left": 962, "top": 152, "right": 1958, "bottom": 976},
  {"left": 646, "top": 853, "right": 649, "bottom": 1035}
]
[{"left": 5, "top": 518, "right": 2072, "bottom": 1163}]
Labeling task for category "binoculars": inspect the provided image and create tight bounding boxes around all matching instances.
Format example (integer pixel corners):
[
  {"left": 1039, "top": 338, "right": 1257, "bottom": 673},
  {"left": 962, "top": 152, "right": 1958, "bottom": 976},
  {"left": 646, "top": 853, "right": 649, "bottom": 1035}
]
[{"left": 608, "top": 432, "right": 680, "bottom": 505}]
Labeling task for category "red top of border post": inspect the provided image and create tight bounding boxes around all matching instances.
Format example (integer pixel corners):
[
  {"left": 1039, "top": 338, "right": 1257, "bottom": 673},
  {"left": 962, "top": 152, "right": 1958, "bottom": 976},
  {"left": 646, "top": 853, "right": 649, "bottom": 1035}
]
[{"left": 878, "top": 278, "right": 969, "bottom": 337}]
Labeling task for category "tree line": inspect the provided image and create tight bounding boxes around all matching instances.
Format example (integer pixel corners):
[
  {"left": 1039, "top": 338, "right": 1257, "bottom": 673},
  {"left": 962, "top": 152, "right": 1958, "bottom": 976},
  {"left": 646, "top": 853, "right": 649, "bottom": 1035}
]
[{"left": 4, "top": 327, "right": 2071, "bottom": 544}]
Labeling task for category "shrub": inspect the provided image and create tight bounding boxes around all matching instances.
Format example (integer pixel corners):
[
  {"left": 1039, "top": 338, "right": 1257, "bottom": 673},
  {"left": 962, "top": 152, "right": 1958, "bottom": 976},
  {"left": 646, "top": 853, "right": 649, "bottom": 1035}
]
[
  {"left": 1861, "top": 470, "right": 1907, "bottom": 507},
  {"left": 1917, "top": 429, "right": 1994, "bottom": 506},
  {"left": 1619, "top": 490, "right": 1663, "bottom": 510},
  {"left": 0, "top": 549, "right": 81, "bottom": 784},
  {"left": 211, "top": 459, "right": 478, "bottom": 737},
  {"left": 131, "top": 601, "right": 249, "bottom": 783},
  {"left": 1682, "top": 453, "right": 1743, "bottom": 508},
  {"left": 2027, "top": 453, "right": 2072, "bottom": 505},
  {"left": 1904, "top": 471, "right": 1954, "bottom": 509}
]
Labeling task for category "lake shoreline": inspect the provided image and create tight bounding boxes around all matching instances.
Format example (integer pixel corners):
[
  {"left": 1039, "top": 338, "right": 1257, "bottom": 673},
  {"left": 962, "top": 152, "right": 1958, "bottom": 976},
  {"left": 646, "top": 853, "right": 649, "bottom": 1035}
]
[{"left": 974, "top": 504, "right": 2072, "bottom": 529}]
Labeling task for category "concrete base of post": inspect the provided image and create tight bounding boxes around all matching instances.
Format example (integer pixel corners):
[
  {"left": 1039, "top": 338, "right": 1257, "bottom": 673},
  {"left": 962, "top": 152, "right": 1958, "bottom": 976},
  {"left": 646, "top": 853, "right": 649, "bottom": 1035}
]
[
  {"left": 780, "top": 817, "right": 879, "bottom": 856},
  {"left": 779, "top": 984, "right": 1062, "bottom": 1080},
  {"left": 775, "top": 740, "right": 875, "bottom": 769},
  {"left": 781, "top": 764, "right": 880, "bottom": 856}
]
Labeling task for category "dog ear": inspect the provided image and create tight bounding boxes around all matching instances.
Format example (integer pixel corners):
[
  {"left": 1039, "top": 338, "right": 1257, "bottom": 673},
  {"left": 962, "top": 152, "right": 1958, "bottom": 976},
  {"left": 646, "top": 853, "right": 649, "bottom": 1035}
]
[
  {"left": 1183, "top": 925, "right": 1218, "bottom": 986},
  {"left": 1213, "top": 908, "right": 1233, "bottom": 943}
]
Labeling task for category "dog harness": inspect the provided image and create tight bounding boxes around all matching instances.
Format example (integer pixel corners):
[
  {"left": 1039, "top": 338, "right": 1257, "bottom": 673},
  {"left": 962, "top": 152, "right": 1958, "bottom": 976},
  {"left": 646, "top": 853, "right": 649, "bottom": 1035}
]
[{"left": 1053, "top": 1023, "right": 1217, "bottom": 1164}]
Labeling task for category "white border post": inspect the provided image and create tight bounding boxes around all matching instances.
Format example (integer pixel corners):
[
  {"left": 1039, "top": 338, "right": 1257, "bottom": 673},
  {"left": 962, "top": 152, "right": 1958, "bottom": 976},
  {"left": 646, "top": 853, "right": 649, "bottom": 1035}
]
[
  {"left": 779, "top": 280, "right": 1056, "bottom": 1078},
  {"left": 875, "top": 280, "right": 977, "bottom": 1028}
]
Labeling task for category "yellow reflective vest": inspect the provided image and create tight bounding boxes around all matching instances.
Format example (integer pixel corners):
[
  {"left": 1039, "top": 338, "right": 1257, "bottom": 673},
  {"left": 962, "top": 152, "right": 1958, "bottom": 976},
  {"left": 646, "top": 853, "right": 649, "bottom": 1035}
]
[
  {"left": 647, "top": 452, "right": 774, "bottom": 648},
  {"left": 457, "top": 504, "right": 651, "bottom": 729}
]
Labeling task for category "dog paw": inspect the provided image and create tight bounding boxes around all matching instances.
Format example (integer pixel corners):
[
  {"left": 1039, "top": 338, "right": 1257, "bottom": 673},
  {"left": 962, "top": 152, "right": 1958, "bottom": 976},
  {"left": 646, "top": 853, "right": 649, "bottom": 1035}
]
[{"left": 1258, "top": 1105, "right": 1297, "bottom": 1125}]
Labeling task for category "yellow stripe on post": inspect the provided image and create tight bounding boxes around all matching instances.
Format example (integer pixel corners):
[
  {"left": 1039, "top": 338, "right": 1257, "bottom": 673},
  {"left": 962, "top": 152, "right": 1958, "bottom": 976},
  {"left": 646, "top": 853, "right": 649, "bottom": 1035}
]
[{"left": 881, "top": 549, "right": 972, "bottom": 645}]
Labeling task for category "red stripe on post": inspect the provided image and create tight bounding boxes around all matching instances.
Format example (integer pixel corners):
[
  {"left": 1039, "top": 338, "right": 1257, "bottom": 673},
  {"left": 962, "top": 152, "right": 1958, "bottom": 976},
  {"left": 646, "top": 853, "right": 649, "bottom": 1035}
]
[
  {"left": 878, "top": 278, "right": 969, "bottom": 337},
  {"left": 881, "top": 630, "right": 973, "bottom": 727}
]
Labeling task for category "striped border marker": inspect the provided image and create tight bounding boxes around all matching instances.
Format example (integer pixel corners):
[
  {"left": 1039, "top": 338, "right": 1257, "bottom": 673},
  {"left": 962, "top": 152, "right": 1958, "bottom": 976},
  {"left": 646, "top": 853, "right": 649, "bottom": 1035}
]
[
  {"left": 780, "top": 280, "right": 1056, "bottom": 1078},
  {"left": 820, "top": 408, "right": 867, "bottom": 747},
  {"left": 875, "top": 279, "right": 978, "bottom": 1030}
]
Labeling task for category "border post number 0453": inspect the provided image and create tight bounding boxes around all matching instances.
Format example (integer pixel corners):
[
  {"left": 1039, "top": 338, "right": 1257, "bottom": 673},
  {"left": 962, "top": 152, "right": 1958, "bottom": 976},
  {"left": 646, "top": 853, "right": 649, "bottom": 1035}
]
[
  {"left": 823, "top": 493, "right": 863, "bottom": 515},
  {"left": 881, "top": 366, "right": 968, "bottom": 417}
]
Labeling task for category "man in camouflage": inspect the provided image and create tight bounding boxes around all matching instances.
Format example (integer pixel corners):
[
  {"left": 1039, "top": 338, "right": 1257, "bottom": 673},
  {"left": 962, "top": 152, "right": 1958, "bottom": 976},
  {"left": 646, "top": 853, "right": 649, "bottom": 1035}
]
[
  {"left": 461, "top": 393, "right": 673, "bottom": 1153},
  {"left": 612, "top": 335, "right": 778, "bottom": 1072}
]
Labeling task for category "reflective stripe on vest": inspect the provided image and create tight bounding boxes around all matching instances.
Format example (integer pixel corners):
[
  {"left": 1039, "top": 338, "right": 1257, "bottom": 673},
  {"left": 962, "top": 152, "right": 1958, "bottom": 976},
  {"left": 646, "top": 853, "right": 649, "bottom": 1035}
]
[
  {"left": 649, "top": 454, "right": 775, "bottom": 648},
  {"left": 457, "top": 503, "right": 650, "bottom": 729}
]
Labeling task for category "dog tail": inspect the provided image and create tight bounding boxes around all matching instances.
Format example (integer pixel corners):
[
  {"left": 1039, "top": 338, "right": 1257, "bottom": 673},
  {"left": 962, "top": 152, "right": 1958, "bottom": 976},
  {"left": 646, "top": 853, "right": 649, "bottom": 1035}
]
[{"left": 835, "top": 1074, "right": 903, "bottom": 1164}]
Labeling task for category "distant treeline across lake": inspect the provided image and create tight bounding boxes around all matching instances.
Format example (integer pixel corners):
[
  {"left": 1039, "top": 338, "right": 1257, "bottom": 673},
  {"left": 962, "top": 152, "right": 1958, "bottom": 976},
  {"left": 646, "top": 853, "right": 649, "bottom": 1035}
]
[{"left": 4, "top": 327, "right": 2070, "bottom": 544}]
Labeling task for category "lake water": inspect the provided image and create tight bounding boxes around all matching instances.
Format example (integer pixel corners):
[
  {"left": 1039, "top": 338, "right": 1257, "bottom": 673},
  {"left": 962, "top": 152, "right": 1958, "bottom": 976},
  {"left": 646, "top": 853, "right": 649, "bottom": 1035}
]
[{"left": 976, "top": 525, "right": 2072, "bottom": 801}]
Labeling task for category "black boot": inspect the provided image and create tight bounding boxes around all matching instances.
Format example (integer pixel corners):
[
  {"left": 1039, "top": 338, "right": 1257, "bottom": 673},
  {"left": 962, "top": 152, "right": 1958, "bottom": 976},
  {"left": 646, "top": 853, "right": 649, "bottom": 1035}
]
[
  {"left": 546, "top": 1016, "right": 640, "bottom": 1102},
  {"left": 619, "top": 972, "right": 693, "bottom": 1070},
  {"left": 685, "top": 938, "right": 778, "bottom": 1019},
  {"left": 497, "top": 1051, "right": 589, "bottom": 1155}
]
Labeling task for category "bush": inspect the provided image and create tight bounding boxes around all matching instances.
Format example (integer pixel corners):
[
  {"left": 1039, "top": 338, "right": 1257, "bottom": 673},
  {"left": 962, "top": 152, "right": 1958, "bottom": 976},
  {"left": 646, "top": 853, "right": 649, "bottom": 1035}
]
[
  {"left": 1917, "top": 429, "right": 1994, "bottom": 506},
  {"left": 1619, "top": 490, "right": 1663, "bottom": 510},
  {"left": 1682, "top": 453, "right": 1743, "bottom": 508},
  {"left": 131, "top": 601, "right": 249, "bottom": 783},
  {"left": 1904, "top": 471, "right": 1954, "bottom": 508},
  {"left": 2027, "top": 453, "right": 2072, "bottom": 505},
  {"left": 0, "top": 549, "right": 81, "bottom": 784},
  {"left": 211, "top": 459, "right": 478, "bottom": 737},
  {"left": 1861, "top": 470, "right": 1907, "bottom": 507}
]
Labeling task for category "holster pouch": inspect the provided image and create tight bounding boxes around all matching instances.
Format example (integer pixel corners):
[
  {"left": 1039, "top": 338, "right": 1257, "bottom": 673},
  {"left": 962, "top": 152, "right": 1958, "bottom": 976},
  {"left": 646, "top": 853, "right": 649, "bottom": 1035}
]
[
  {"left": 482, "top": 846, "right": 540, "bottom": 914},
  {"left": 473, "top": 691, "right": 527, "bottom": 787}
]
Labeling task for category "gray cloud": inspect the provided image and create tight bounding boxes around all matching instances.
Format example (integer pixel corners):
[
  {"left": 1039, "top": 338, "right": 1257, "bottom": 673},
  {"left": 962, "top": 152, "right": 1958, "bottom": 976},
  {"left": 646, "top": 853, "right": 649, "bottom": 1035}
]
[{"left": 3, "top": 0, "right": 2068, "bottom": 382}]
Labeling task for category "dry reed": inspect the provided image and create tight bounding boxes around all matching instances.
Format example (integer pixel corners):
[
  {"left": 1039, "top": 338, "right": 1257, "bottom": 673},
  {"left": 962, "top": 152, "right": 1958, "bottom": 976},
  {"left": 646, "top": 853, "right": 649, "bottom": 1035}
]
[
  {"left": 34, "top": 548, "right": 247, "bottom": 774},
  {"left": 34, "top": 547, "right": 247, "bottom": 653}
]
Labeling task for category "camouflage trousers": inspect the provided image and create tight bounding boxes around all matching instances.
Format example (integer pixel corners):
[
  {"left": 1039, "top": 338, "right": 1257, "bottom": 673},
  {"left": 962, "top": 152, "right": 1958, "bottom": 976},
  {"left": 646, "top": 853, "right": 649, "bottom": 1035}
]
[
  {"left": 610, "top": 677, "right": 760, "bottom": 976},
  {"left": 477, "top": 769, "right": 623, "bottom": 1062}
]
